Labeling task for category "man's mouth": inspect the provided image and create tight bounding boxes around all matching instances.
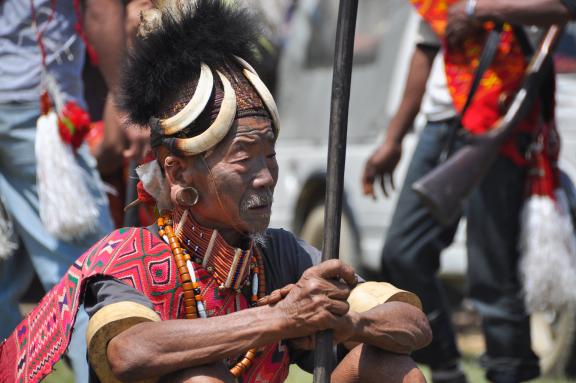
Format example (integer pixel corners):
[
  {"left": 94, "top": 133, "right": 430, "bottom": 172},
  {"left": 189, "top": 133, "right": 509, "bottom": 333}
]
[
  {"left": 241, "top": 190, "right": 274, "bottom": 214},
  {"left": 247, "top": 204, "right": 272, "bottom": 216},
  {"left": 249, "top": 202, "right": 271, "bottom": 210}
]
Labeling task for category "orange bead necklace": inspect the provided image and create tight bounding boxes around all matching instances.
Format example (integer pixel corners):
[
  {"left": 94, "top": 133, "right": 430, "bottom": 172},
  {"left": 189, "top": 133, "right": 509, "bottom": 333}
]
[{"left": 157, "top": 214, "right": 266, "bottom": 377}]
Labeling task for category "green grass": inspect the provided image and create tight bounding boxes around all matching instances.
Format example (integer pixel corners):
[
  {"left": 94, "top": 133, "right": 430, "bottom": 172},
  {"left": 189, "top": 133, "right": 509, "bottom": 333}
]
[
  {"left": 44, "top": 352, "right": 576, "bottom": 383},
  {"left": 284, "top": 356, "right": 576, "bottom": 383},
  {"left": 44, "top": 361, "right": 74, "bottom": 383}
]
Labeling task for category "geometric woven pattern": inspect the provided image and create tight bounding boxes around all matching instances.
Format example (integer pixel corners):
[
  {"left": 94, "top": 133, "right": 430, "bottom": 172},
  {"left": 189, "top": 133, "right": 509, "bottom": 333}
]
[{"left": 0, "top": 227, "right": 290, "bottom": 383}]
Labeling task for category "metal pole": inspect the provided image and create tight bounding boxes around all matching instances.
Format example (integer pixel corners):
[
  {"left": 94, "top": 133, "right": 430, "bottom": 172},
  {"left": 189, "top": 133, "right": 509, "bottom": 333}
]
[{"left": 313, "top": 1, "right": 358, "bottom": 382}]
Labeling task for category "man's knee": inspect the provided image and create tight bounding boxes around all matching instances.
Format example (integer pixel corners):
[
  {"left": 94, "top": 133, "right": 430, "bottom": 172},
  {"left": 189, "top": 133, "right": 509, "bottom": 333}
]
[
  {"left": 158, "top": 362, "right": 235, "bottom": 383},
  {"left": 332, "top": 344, "right": 425, "bottom": 383}
]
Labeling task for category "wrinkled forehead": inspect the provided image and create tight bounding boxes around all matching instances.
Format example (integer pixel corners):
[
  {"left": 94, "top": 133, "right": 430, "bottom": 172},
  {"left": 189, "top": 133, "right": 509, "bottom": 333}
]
[
  {"left": 233, "top": 117, "right": 275, "bottom": 141},
  {"left": 221, "top": 116, "right": 275, "bottom": 146},
  {"left": 199, "top": 116, "right": 275, "bottom": 162}
]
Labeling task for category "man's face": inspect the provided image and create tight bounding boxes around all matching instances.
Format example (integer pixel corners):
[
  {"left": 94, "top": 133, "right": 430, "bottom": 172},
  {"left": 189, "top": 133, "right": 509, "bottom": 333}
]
[{"left": 184, "top": 116, "right": 278, "bottom": 237}]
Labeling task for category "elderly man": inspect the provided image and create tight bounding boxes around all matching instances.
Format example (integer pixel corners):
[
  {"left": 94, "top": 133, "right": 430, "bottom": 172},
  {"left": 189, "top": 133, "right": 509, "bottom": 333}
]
[{"left": 0, "top": 1, "right": 431, "bottom": 382}]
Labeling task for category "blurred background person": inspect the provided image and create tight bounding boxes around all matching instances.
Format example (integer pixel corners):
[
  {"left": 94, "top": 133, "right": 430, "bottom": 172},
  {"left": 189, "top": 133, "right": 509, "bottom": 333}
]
[
  {"left": 0, "top": 0, "right": 126, "bottom": 380},
  {"left": 362, "top": 1, "right": 576, "bottom": 382}
]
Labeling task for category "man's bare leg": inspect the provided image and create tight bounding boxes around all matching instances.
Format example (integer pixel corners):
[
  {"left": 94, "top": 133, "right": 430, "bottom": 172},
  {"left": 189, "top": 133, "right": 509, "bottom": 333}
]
[
  {"left": 158, "top": 362, "right": 236, "bottom": 383},
  {"left": 331, "top": 344, "right": 426, "bottom": 383}
]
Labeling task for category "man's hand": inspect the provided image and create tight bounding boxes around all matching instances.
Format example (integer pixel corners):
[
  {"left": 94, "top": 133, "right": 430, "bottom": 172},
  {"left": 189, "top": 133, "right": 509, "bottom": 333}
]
[
  {"left": 274, "top": 260, "right": 357, "bottom": 341},
  {"left": 362, "top": 139, "right": 402, "bottom": 199},
  {"left": 286, "top": 312, "right": 358, "bottom": 351},
  {"left": 258, "top": 284, "right": 294, "bottom": 306},
  {"left": 446, "top": 1, "right": 485, "bottom": 51}
]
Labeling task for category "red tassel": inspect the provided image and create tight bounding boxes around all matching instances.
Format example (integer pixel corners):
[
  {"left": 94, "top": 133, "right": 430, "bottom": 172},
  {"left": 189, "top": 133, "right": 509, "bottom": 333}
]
[
  {"left": 137, "top": 181, "right": 157, "bottom": 205},
  {"left": 57, "top": 101, "right": 92, "bottom": 150}
]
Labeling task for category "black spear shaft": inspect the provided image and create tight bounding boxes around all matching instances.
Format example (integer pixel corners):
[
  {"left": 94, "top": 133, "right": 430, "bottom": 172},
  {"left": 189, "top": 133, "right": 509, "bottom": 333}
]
[{"left": 313, "top": 1, "right": 358, "bottom": 382}]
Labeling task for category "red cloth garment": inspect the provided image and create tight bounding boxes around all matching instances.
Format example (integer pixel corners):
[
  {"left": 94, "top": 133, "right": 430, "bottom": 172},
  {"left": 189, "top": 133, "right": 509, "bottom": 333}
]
[
  {"left": 0, "top": 228, "right": 289, "bottom": 383},
  {"left": 409, "top": 0, "right": 546, "bottom": 165},
  {"left": 526, "top": 121, "right": 561, "bottom": 198}
]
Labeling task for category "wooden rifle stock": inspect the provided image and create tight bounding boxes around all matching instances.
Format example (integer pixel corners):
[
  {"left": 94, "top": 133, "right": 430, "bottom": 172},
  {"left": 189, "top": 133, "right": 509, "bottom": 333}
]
[{"left": 412, "top": 25, "right": 562, "bottom": 225}]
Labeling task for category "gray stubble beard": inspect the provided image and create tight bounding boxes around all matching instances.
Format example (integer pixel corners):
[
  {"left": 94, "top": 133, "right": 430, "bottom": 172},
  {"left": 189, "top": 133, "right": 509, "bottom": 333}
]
[{"left": 240, "top": 188, "right": 274, "bottom": 247}]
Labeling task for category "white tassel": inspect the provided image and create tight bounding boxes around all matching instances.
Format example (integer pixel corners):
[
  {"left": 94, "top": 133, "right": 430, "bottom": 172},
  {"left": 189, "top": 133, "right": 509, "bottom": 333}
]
[
  {"left": 35, "top": 111, "right": 99, "bottom": 240},
  {"left": 0, "top": 201, "right": 17, "bottom": 259},
  {"left": 519, "top": 190, "right": 576, "bottom": 313}
]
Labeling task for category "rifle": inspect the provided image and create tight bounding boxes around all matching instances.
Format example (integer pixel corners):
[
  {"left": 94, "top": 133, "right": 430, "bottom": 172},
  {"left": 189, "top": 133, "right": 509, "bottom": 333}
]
[
  {"left": 313, "top": 1, "right": 358, "bottom": 382},
  {"left": 412, "top": 25, "right": 563, "bottom": 225}
]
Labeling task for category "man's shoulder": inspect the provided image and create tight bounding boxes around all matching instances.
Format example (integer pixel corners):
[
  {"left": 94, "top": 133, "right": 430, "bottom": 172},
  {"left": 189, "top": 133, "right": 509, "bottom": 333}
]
[
  {"left": 264, "top": 227, "right": 298, "bottom": 243},
  {"left": 264, "top": 228, "right": 317, "bottom": 255},
  {"left": 82, "top": 227, "right": 169, "bottom": 272},
  {"left": 263, "top": 227, "right": 321, "bottom": 266},
  {"left": 105, "top": 226, "right": 160, "bottom": 244}
]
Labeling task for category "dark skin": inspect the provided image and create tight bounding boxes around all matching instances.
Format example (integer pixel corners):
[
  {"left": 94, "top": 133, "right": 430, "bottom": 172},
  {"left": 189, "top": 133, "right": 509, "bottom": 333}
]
[
  {"left": 84, "top": 0, "right": 127, "bottom": 173},
  {"left": 107, "top": 117, "right": 432, "bottom": 382},
  {"left": 449, "top": 0, "right": 573, "bottom": 27},
  {"left": 446, "top": 0, "right": 573, "bottom": 51},
  {"left": 163, "top": 117, "right": 279, "bottom": 247},
  {"left": 84, "top": 0, "right": 151, "bottom": 171},
  {"left": 362, "top": 45, "right": 438, "bottom": 199}
]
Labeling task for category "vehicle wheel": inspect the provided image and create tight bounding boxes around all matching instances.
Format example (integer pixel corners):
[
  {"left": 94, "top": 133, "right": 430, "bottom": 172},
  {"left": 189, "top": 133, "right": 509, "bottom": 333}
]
[
  {"left": 299, "top": 204, "right": 361, "bottom": 271},
  {"left": 531, "top": 303, "right": 576, "bottom": 377}
]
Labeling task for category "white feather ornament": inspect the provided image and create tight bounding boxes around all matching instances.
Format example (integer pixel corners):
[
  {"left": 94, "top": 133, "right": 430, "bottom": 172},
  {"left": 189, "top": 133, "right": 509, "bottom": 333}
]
[
  {"left": 519, "top": 190, "right": 576, "bottom": 313},
  {"left": 0, "top": 200, "right": 17, "bottom": 259}
]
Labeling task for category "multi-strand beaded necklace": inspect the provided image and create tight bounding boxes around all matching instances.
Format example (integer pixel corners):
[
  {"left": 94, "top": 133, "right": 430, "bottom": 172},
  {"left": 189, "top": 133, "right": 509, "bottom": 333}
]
[{"left": 157, "top": 212, "right": 266, "bottom": 377}]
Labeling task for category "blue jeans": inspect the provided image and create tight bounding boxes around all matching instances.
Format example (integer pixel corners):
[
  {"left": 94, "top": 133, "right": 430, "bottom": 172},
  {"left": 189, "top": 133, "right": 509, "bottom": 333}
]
[
  {"left": 0, "top": 102, "right": 114, "bottom": 382},
  {"left": 381, "top": 120, "right": 540, "bottom": 382}
]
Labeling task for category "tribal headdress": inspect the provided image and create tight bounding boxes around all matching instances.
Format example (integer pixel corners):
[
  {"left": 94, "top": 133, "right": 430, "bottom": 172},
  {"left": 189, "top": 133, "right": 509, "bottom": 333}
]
[
  {"left": 120, "top": 0, "right": 281, "bottom": 210},
  {"left": 120, "top": 0, "right": 280, "bottom": 157}
]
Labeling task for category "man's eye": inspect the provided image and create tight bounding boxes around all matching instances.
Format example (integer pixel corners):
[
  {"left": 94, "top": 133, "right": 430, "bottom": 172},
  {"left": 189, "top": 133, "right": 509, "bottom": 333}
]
[
  {"left": 267, "top": 152, "right": 277, "bottom": 159},
  {"left": 232, "top": 157, "right": 250, "bottom": 164}
]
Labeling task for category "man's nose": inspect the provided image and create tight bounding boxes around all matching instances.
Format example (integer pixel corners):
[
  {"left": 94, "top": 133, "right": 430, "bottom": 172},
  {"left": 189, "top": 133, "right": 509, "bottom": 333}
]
[{"left": 252, "top": 163, "right": 275, "bottom": 189}]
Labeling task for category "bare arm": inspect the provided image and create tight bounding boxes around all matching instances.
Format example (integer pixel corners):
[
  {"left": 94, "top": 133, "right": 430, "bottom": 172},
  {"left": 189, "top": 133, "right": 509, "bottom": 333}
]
[
  {"left": 106, "top": 260, "right": 357, "bottom": 382},
  {"left": 107, "top": 305, "right": 288, "bottom": 381},
  {"left": 84, "top": 0, "right": 127, "bottom": 172},
  {"left": 345, "top": 302, "right": 432, "bottom": 354},
  {"left": 84, "top": 0, "right": 126, "bottom": 92},
  {"left": 449, "top": 0, "right": 573, "bottom": 26},
  {"left": 362, "top": 44, "right": 438, "bottom": 199},
  {"left": 383, "top": 45, "right": 438, "bottom": 145}
]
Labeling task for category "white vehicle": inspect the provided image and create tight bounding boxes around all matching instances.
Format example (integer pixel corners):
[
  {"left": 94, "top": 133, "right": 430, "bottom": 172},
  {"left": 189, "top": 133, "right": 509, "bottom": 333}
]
[{"left": 269, "top": 0, "right": 576, "bottom": 377}]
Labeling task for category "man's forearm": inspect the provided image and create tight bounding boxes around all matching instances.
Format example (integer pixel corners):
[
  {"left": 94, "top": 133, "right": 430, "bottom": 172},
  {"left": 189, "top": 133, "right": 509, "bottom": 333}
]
[
  {"left": 84, "top": 0, "right": 126, "bottom": 92},
  {"left": 107, "top": 305, "right": 289, "bottom": 381},
  {"left": 385, "top": 45, "right": 437, "bottom": 145},
  {"left": 474, "top": 0, "right": 572, "bottom": 25},
  {"left": 349, "top": 302, "right": 432, "bottom": 355}
]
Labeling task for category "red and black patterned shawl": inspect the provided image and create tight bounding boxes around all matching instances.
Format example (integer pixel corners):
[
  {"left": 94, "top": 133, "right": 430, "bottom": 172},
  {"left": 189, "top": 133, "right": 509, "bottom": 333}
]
[{"left": 0, "top": 227, "right": 289, "bottom": 383}]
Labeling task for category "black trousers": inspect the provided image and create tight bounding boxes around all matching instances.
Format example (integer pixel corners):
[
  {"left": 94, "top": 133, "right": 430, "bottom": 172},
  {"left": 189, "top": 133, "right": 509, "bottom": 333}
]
[{"left": 381, "top": 120, "right": 539, "bottom": 382}]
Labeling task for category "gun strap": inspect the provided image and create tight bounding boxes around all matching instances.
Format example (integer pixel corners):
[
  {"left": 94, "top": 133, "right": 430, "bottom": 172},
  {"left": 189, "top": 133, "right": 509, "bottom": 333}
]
[
  {"left": 513, "top": 25, "right": 557, "bottom": 124},
  {"left": 440, "top": 24, "right": 503, "bottom": 162}
]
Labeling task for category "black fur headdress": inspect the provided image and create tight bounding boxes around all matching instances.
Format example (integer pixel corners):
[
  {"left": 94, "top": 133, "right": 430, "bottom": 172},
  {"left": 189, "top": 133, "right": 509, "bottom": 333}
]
[{"left": 119, "top": 0, "right": 260, "bottom": 126}]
